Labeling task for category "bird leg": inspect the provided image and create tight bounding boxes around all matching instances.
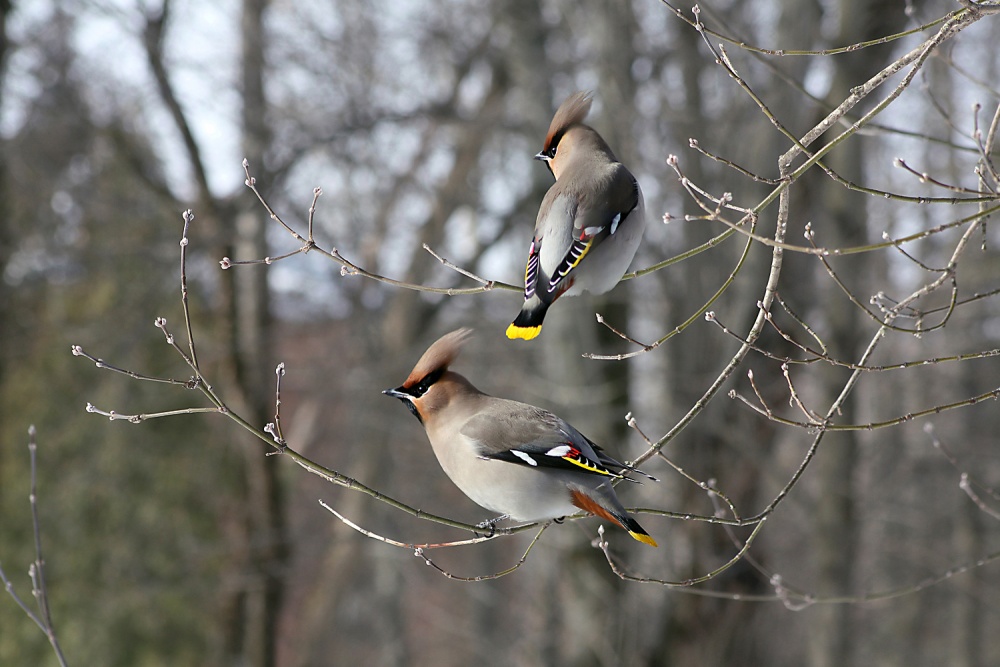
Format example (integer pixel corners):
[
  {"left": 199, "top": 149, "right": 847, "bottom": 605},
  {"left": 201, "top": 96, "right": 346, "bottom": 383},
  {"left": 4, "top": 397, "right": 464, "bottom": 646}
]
[{"left": 474, "top": 514, "right": 510, "bottom": 538}]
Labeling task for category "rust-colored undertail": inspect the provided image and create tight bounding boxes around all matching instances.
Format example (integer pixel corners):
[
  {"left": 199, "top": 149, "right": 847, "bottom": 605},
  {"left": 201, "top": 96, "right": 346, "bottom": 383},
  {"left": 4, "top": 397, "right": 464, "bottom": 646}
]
[{"left": 570, "top": 489, "right": 658, "bottom": 547}]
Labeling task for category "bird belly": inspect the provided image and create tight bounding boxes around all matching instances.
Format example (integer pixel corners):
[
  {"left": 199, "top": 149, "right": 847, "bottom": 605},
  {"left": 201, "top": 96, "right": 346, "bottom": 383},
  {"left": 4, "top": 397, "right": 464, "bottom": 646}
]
[
  {"left": 454, "top": 463, "right": 579, "bottom": 522},
  {"left": 429, "top": 434, "right": 578, "bottom": 521}
]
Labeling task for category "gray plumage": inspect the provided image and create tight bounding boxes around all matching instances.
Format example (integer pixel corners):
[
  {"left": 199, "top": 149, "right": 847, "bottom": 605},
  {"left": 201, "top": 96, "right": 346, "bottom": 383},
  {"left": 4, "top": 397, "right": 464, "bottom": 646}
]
[
  {"left": 507, "top": 91, "right": 646, "bottom": 340},
  {"left": 384, "top": 329, "right": 657, "bottom": 546}
]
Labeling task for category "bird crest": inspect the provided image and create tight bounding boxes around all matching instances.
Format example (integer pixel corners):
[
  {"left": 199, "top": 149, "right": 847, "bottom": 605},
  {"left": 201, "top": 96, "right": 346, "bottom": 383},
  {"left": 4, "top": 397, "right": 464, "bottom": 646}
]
[
  {"left": 403, "top": 328, "right": 472, "bottom": 387},
  {"left": 542, "top": 91, "right": 593, "bottom": 155}
]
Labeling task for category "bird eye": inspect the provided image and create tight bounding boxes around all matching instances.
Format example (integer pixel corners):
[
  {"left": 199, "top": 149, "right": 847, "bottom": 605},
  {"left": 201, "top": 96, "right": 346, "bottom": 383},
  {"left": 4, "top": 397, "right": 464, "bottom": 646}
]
[
  {"left": 412, "top": 368, "right": 444, "bottom": 397},
  {"left": 545, "top": 146, "right": 557, "bottom": 159}
]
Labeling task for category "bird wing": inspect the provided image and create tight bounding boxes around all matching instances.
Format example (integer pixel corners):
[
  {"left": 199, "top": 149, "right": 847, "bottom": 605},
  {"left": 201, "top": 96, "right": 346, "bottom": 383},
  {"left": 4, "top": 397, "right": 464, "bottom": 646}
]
[
  {"left": 534, "top": 166, "right": 640, "bottom": 297},
  {"left": 571, "top": 165, "right": 640, "bottom": 237},
  {"left": 589, "top": 441, "right": 657, "bottom": 482},
  {"left": 460, "top": 402, "right": 652, "bottom": 482}
]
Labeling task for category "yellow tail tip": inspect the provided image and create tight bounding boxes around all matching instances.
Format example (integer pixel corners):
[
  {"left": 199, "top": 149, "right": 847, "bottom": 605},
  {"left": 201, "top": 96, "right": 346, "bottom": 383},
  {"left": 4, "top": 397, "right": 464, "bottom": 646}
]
[
  {"left": 630, "top": 531, "right": 658, "bottom": 548},
  {"left": 506, "top": 323, "right": 542, "bottom": 340}
]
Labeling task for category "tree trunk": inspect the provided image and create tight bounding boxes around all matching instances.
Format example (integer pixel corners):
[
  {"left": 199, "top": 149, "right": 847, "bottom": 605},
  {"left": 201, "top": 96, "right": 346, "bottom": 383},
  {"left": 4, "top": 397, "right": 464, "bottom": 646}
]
[
  {"left": 218, "top": 1, "right": 287, "bottom": 666},
  {"left": 802, "top": 2, "right": 907, "bottom": 665}
]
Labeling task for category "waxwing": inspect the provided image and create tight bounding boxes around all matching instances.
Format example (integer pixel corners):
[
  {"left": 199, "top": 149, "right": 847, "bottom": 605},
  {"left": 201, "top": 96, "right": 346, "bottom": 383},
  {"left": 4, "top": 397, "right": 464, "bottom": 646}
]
[
  {"left": 383, "top": 329, "right": 657, "bottom": 546},
  {"left": 506, "top": 91, "right": 646, "bottom": 341}
]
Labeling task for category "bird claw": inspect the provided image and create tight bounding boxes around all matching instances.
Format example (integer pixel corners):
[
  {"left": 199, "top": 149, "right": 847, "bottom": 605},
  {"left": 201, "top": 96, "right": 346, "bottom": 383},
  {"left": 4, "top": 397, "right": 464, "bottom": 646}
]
[{"left": 474, "top": 514, "right": 510, "bottom": 538}]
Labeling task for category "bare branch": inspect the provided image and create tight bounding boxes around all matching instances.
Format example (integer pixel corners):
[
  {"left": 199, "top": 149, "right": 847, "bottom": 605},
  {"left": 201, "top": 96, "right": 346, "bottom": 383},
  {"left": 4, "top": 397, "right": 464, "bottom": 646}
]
[{"left": 0, "top": 428, "right": 69, "bottom": 667}]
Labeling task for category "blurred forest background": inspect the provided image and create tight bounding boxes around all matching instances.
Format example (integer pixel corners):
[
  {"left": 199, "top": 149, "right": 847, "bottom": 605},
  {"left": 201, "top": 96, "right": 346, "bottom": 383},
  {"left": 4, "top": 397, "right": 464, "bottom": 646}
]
[{"left": 1, "top": 0, "right": 999, "bottom": 665}]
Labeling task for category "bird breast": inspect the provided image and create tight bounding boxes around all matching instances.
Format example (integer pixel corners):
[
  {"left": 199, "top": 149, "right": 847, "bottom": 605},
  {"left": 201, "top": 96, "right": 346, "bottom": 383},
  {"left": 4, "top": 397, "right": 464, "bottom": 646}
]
[{"left": 425, "top": 418, "right": 580, "bottom": 522}]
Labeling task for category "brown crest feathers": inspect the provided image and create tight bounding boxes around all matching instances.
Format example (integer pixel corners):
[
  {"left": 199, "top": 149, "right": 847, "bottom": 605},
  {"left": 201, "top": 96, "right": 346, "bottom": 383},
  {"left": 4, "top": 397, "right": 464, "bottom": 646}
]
[
  {"left": 543, "top": 91, "right": 593, "bottom": 152},
  {"left": 404, "top": 328, "right": 473, "bottom": 387}
]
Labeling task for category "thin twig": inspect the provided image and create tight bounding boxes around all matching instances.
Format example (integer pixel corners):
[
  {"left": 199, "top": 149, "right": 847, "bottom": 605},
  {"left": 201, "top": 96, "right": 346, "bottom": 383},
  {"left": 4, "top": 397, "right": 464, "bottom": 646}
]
[
  {"left": 264, "top": 362, "right": 287, "bottom": 455},
  {"left": 229, "top": 162, "right": 516, "bottom": 296},
  {"left": 319, "top": 500, "right": 499, "bottom": 548},
  {"left": 781, "top": 363, "right": 826, "bottom": 424},
  {"left": 707, "top": 309, "right": 999, "bottom": 373},
  {"left": 625, "top": 413, "right": 741, "bottom": 522},
  {"left": 597, "top": 520, "right": 768, "bottom": 586},
  {"left": 0, "top": 427, "right": 70, "bottom": 667},
  {"left": 70, "top": 345, "right": 200, "bottom": 388},
  {"left": 422, "top": 244, "right": 494, "bottom": 286},
  {"left": 925, "top": 423, "right": 1000, "bottom": 505},
  {"left": 729, "top": 384, "right": 1000, "bottom": 432},
  {"left": 660, "top": 0, "right": 955, "bottom": 57},
  {"left": 179, "top": 210, "right": 199, "bottom": 371}
]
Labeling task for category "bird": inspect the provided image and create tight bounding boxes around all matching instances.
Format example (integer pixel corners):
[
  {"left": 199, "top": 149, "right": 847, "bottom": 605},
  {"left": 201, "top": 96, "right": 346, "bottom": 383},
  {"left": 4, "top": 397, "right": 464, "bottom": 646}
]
[
  {"left": 383, "top": 328, "right": 657, "bottom": 546},
  {"left": 506, "top": 91, "right": 645, "bottom": 341}
]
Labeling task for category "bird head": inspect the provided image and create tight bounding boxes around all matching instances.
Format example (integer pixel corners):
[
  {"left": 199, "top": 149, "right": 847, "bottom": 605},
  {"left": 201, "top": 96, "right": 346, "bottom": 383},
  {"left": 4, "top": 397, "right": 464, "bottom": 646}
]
[
  {"left": 383, "top": 328, "right": 474, "bottom": 424},
  {"left": 535, "top": 91, "right": 608, "bottom": 180},
  {"left": 535, "top": 92, "right": 618, "bottom": 181}
]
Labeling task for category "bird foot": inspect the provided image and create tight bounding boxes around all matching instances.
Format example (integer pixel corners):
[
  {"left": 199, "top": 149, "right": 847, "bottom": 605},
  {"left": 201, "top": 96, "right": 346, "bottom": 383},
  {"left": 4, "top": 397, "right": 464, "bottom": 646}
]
[{"left": 474, "top": 514, "right": 510, "bottom": 538}]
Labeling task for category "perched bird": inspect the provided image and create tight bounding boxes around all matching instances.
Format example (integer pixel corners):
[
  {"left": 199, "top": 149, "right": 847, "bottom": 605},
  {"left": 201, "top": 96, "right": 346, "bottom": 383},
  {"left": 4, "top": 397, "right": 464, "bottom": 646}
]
[
  {"left": 507, "top": 91, "right": 645, "bottom": 340},
  {"left": 383, "top": 329, "right": 657, "bottom": 546}
]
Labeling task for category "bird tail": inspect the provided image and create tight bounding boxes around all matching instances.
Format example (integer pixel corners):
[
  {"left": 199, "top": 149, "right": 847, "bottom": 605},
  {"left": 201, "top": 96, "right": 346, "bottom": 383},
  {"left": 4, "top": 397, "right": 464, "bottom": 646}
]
[
  {"left": 506, "top": 299, "right": 549, "bottom": 340},
  {"left": 618, "top": 516, "right": 658, "bottom": 547},
  {"left": 570, "top": 488, "right": 658, "bottom": 547}
]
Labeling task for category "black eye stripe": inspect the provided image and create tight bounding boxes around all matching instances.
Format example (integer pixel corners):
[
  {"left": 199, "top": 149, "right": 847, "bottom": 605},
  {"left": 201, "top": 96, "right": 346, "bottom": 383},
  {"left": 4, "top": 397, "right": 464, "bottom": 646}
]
[
  {"left": 413, "top": 368, "right": 444, "bottom": 397},
  {"left": 544, "top": 129, "right": 565, "bottom": 158}
]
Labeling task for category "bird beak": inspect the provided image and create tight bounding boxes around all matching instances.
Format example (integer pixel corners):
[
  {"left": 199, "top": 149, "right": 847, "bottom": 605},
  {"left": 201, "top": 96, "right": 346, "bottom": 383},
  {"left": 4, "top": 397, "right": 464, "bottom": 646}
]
[
  {"left": 383, "top": 386, "right": 423, "bottom": 424},
  {"left": 534, "top": 151, "right": 550, "bottom": 162},
  {"left": 382, "top": 387, "right": 409, "bottom": 400}
]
